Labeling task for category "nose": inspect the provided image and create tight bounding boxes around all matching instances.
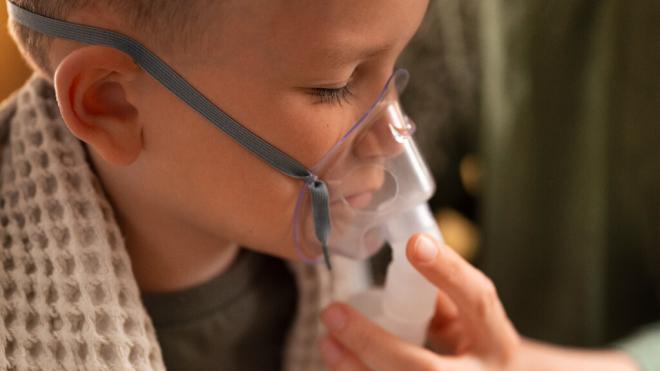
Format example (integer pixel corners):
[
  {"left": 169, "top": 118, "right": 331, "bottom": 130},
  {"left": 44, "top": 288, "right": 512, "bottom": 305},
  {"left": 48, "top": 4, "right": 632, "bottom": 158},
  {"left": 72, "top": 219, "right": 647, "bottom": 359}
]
[{"left": 352, "top": 102, "right": 412, "bottom": 160}]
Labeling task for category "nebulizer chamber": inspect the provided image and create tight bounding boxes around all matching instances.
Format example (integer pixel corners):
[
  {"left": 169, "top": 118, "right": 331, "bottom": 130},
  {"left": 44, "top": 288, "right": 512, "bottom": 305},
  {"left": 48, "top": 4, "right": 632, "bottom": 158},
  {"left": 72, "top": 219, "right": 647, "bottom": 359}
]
[
  {"left": 295, "top": 70, "right": 444, "bottom": 345},
  {"left": 347, "top": 135, "right": 443, "bottom": 346}
]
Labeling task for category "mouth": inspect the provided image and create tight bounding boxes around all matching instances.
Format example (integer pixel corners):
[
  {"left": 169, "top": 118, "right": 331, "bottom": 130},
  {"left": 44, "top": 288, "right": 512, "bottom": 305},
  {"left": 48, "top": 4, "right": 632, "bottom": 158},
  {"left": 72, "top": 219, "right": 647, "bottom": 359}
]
[
  {"left": 341, "top": 191, "right": 375, "bottom": 209},
  {"left": 327, "top": 165, "right": 387, "bottom": 209}
]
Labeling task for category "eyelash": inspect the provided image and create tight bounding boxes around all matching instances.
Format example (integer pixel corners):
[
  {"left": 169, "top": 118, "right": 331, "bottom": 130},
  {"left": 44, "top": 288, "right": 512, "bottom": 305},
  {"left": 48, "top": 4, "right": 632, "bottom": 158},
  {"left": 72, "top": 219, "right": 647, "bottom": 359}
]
[{"left": 310, "top": 85, "right": 354, "bottom": 106}]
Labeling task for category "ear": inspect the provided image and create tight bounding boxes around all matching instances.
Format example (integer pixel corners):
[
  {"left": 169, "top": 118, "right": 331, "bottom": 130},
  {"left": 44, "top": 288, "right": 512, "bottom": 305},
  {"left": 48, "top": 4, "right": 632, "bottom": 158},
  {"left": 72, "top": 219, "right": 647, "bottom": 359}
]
[{"left": 54, "top": 46, "right": 143, "bottom": 165}]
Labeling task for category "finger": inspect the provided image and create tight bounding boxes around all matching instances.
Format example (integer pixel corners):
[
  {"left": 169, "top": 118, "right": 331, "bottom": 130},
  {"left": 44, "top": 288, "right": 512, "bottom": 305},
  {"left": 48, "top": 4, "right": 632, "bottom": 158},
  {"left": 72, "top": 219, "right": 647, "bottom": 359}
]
[
  {"left": 427, "top": 321, "right": 466, "bottom": 355},
  {"left": 406, "top": 234, "right": 519, "bottom": 351},
  {"left": 319, "top": 336, "right": 371, "bottom": 371},
  {"left": 427, "top": 291, "right": 462, "bottom": 354},
  {"left": 430, "top": 289, "right": 459, "bottom": 328},
  {"left": 321, "top": 302, "right": 448, "bottom": 371}
]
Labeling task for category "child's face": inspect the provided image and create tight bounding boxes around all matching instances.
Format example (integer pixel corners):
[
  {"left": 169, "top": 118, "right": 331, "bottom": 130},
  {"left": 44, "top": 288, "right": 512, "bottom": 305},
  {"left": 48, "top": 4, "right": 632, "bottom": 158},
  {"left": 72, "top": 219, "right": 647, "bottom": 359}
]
[{"left": 118, "top": 0, "right": 429, "bottom": 260}]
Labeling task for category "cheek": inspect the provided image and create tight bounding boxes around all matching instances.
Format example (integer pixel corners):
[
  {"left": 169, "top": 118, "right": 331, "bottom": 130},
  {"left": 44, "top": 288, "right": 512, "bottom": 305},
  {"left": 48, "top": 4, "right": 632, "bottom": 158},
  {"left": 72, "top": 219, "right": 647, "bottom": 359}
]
[
  {"left": 270, "top": 105, "right": 361, "bottom": 170},
  {"left": 141, "top": 102, "right": 304, "bottom": 259},
  {"left": 137, "top": 75, "right": 362, "bottom": 259},
  {"left": 218, "top": 84, "right": 357, "bottom": 170}
]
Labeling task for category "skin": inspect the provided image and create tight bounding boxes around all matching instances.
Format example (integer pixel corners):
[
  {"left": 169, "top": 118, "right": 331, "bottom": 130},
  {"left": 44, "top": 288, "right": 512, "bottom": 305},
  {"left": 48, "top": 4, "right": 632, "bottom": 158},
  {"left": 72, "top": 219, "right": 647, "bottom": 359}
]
[
  {"left": 48, "top": 0, "right": 429, "bottom": 291},
  {"left": 42, "top": 1, "right": 638, "bottom": 369},
  {"left": 319, "top": 234, "right": 640, "bottom": 371}
]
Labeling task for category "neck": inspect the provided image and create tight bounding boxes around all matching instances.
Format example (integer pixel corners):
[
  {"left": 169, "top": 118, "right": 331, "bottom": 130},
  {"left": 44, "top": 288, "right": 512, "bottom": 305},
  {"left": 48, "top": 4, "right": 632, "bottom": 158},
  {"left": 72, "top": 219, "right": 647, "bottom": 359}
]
[
  {"left": 117, "top": 213, "right": 241, "bottom": 293},
  {"left": 87, "top": 148, "right": 240, "bottom": 293}
]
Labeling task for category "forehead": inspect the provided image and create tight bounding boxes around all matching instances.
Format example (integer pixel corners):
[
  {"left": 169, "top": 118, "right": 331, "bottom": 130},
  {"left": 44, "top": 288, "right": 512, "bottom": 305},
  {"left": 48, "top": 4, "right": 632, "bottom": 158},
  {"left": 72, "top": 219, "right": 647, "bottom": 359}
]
[
  {"left": 200, "top": 0, "right": 429, "bottom": 75},
  {"left": 270, "top": 1, "right": 428, "bottom": 49}
]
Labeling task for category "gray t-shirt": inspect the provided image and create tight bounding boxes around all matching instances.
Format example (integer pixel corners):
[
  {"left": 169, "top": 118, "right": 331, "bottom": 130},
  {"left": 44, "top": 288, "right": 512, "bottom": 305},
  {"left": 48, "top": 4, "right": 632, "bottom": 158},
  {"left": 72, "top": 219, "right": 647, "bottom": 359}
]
[{"left": 141, "top": 249, "right": 298, "bottom": 371}]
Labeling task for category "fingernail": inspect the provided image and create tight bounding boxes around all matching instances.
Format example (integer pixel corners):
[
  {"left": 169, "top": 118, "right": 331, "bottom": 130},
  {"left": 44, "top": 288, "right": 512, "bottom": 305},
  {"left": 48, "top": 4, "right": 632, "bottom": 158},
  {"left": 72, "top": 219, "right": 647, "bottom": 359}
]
[
  {"left": 414, "top": 235, "right": 438, "bottom": 263},
  {"left": 320, "top": 337, "right": 344, "bottom": 366},
  {"left": 322, "top": 304, "right": 347, "bottom": 331}
]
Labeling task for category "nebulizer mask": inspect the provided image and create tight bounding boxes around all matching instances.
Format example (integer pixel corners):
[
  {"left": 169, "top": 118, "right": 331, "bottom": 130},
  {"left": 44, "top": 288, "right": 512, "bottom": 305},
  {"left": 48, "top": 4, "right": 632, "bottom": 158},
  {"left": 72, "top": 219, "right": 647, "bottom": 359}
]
[
  {"left": 294, "top": 69, "right": 443, "bottom": 344},
  {"left": 8, "top": 0, "right": 442, "bottom": 345}
]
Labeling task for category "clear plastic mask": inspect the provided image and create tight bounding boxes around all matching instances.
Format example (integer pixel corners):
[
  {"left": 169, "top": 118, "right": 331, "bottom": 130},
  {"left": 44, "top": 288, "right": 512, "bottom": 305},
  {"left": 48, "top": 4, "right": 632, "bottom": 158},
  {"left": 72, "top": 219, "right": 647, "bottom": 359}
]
[{"left": 294, "top": 69, "right": 435, "bottom": 261}]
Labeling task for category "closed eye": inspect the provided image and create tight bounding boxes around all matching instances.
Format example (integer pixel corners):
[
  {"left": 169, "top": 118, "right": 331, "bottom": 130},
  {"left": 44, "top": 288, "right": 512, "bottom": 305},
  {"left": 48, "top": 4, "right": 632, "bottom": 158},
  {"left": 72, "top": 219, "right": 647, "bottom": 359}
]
[{"left": 309, "top": 85, "right": 354, "bottom": 106}]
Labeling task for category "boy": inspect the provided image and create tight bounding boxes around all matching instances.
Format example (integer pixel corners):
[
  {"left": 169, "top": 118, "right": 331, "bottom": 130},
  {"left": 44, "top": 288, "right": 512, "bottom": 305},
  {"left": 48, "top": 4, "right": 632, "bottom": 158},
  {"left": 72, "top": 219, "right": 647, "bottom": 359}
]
[
  {"left": 1, "top": 1, "right": 430, "bottom": 370},
  {"left": 1, "top": 1, "right": 648, "bottom": 370}
]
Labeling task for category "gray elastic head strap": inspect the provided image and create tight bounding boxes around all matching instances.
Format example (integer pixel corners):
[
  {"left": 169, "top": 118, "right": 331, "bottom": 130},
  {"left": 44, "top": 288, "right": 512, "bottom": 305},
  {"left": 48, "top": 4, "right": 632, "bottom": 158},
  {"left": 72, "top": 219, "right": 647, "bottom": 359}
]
[{"left": 7, "top": 0, "right": 333, "bottom": 270}]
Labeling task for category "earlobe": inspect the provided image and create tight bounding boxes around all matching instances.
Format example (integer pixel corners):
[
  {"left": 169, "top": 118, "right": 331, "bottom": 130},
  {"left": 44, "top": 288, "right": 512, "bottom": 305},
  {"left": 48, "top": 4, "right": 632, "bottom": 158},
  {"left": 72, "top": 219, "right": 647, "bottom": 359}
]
[{"left": 54, "top": 46, "right": 143, "bottom": 166}]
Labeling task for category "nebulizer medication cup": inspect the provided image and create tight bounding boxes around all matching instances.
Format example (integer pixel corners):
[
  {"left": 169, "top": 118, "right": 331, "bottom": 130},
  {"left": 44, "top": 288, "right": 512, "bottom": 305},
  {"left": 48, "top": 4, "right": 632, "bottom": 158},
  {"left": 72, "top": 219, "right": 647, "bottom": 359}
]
[{"left": 294, "top": 69, "right": 444, "bottom": 345}]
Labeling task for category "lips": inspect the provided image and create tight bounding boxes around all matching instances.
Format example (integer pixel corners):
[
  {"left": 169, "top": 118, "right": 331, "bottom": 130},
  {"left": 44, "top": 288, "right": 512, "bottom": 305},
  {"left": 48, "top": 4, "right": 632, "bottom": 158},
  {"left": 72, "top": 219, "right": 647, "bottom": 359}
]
[
  {"left": 326, "top": 162, "right": 387, "bottom": 209},
  {"left": 342, "top": 191, "right": 375, "bottom": 209},
  {"left": 335, "top": 186, "right": 383, "bottom": 212}
]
